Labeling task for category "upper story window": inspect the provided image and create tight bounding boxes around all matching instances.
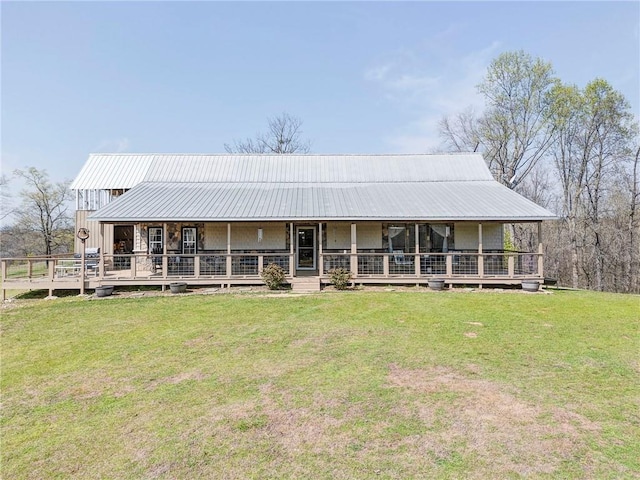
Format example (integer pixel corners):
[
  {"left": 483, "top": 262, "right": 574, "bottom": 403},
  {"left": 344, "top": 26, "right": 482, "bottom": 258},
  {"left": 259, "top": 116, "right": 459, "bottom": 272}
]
[{"left": 75, "top": 189, "right": 129, "bottom": 211}]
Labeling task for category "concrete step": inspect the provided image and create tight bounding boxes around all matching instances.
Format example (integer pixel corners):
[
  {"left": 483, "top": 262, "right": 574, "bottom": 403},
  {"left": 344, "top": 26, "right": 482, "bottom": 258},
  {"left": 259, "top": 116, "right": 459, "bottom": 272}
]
[{"left": 290, "top": 276, "right": 321, "bottom": 293}]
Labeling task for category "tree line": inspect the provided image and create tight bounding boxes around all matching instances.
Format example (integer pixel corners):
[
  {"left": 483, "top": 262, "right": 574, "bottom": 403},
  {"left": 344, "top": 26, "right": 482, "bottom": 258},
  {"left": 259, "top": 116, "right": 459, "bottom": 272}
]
[{"left": 440, "top": 50, "right": 639, "bottom": 293}]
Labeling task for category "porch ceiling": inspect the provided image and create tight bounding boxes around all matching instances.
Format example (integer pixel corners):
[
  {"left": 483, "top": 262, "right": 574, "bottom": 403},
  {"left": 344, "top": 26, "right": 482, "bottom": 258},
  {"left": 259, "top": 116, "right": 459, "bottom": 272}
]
[{"left": 88, "top": 181, "right": 557, "bottom": 223}]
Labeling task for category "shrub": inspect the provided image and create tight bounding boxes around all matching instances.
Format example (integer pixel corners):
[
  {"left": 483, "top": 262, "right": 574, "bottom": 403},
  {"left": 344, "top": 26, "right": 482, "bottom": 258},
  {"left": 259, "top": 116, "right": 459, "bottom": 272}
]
[
  {"left": 261, "top": 263, "right": 286, "bottom": 290},
  {"left": 329, "top": 267, "right": 352, "bottom": 290}
]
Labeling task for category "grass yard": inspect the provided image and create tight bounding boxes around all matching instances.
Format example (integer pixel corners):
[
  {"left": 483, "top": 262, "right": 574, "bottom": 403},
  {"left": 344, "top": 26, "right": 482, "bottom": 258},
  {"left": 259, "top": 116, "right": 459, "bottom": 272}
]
[{"left": 2, "top": 289, "right": 639, "bottom": 479}]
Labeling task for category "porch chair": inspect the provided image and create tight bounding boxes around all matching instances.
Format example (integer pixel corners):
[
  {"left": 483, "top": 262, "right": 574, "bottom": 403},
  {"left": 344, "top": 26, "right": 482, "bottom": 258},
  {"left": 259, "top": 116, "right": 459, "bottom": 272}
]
[{"left": 393, "top": 250, "right": 413, "bottom": 266}]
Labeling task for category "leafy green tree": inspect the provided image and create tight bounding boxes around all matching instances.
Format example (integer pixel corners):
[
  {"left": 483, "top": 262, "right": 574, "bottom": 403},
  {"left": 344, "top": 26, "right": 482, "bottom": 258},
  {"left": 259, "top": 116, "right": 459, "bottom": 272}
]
[
  {"left": 441, "top": 50, "right": 640, "bottom": 292},
  {"left": 476, "top": 50, "right": 557, "bottom": 187},
  {"left": 441, "top": 50, "right": 557, "bottom": 189}
]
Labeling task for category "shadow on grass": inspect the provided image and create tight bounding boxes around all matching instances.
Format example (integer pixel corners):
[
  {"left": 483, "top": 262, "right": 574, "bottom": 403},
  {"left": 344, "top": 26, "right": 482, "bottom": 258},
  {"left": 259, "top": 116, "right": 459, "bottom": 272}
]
[{"left": 14, "top": 285, "right": 164, "bottom": 300}]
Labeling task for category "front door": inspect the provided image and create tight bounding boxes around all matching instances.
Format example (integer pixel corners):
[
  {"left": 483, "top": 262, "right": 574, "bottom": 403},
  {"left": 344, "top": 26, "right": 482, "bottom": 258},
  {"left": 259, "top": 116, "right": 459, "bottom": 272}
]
[{"left": 296, "top": 226, "right": 316, "bottom": 270}]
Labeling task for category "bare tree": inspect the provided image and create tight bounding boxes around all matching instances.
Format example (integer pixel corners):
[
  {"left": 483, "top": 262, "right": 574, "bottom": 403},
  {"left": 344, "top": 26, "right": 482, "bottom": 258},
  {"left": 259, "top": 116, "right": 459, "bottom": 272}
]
[
  {"left": 547, "top": 79, "right": 638, "bottom": 291},
  {"left": 13, "top": 167, "right": 73, "bottom": 256},
  {"left": 438, "top": 107, "right": 481, "bottom": 153},
  {"left": 0, "top": 173, "right": 13, "bottom": 221},
  {"left": 225, "top": 113, "right": 311, "bottom": 154},
  {"left": 546, "top": 82, "right": 586, "bottom": 288},
  {"left": 628, "top": 145, "right": 640, "bottom": 292}
]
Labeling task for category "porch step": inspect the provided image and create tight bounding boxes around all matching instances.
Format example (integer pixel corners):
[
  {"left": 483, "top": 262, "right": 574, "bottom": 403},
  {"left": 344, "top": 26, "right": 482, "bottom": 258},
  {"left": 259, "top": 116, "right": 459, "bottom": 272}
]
[{"left": 290, "top": 276, "right": 321, "bottom": 293}]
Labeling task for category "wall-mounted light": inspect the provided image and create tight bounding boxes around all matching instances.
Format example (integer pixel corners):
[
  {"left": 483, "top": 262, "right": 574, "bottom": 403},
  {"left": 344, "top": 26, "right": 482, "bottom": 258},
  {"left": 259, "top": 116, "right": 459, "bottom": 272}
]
[{"left": 257, "top": 228, "right": 263, "bottom": 243}]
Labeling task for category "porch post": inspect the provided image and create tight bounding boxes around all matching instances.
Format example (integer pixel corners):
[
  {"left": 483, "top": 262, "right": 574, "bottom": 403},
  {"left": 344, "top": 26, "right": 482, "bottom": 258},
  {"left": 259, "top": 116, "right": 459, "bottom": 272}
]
[
  {"left": 289, "top": 223, "right": 294, "bottom": 277},
  {"left": 48, "top": 260, "right": 55, "bottom": 281},
  {"left": 49, "top": 260, "right": 54, "bottom": 297},
  {"left": 162, "top": 223, "right": 168, "bottom": 277},
  {"left": 99, "top": 223, "right": 105, "bottom": 279},
  {"left": 350, "top": 223, "right": 357, "bottom": 276},
  {"left": 318, "top": 222, "right": 323, "bottom": 276},
  {"left": 226, "top": 223, "right": 232, "bottom": 277},
  {"left": 415, "top": 223, "right": 420, "bottom": 276},
  {"left": 538, "top": 222, "right": 544, "bottom": 278},
  {"left": 478, "top": 223, "right": 484, "bottom": 279}
]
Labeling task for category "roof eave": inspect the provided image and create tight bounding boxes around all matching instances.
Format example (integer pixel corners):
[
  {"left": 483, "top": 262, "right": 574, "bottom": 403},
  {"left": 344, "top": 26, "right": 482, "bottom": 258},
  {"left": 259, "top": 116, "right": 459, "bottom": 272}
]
[{"left": 88, "top": 215, "right": 558, "bottom": 223}]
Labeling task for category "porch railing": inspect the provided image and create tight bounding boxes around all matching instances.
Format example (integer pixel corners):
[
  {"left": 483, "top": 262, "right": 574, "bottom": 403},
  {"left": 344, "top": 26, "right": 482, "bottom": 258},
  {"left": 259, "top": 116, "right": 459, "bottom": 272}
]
[{"left": 1, "top": 251, "right": 542, "bottom": 285}]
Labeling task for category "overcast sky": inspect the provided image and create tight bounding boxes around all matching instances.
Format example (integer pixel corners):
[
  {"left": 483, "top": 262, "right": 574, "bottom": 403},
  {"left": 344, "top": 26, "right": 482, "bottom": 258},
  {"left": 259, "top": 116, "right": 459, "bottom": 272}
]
[{"left": 2, "top": 1, "right": 639, "bottom": 189}]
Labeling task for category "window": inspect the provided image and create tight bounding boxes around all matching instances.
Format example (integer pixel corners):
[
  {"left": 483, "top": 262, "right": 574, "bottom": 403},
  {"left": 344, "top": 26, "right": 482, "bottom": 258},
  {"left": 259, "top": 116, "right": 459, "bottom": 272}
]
[
  {"left": 383, "top": 224, "right": 415, "bottom": 253},
  {"left": 182, "top": 227, "right": 197, "bottom": 254},
  {"left": 148, "top": 227, "right": 163, "bottom": 254},
  {"left": 428, "top": 224, "right": 454, "bottom": 252}
]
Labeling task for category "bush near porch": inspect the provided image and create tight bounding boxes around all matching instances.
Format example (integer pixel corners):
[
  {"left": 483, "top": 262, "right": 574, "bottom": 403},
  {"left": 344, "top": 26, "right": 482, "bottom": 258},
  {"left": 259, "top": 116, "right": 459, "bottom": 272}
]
[{"left": 2, "top": 290, "right": 638, "bottom": 479}]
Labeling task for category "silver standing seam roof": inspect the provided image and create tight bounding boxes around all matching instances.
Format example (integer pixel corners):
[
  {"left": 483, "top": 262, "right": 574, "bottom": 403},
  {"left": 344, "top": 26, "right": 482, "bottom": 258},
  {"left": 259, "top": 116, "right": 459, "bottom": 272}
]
[{"left": 79, "top": 153, "right": 556, "bottom": 222}]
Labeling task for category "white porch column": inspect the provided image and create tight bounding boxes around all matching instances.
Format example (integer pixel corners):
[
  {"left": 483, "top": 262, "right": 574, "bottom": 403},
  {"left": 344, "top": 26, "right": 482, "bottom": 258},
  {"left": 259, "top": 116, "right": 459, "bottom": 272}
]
[
  {"left": 415, "top": 223, "right": 420, "bottom": 276},
  {"left": 478, "top": 223, "right": 484, "bottom": 279},
  {"left": 99, "top": 223, "right": 105, "bottom": 279},
  {"left": 318, "top": 222, "right": 324, "bottom": 276},
  {"left": 162, "top": 223, "right": 168, "bottom": 277},
  {"left": 538, "top": 222, "right": 544, "bottom": 278},
  {"left": 226, "top": 223, "right": 232, "bottom": 277},
  {"left": 350, "top": 223, "right": 357, "bottom": 275},
  {"left": 289, "top": 222, "right": 295, "bottom": 277}
]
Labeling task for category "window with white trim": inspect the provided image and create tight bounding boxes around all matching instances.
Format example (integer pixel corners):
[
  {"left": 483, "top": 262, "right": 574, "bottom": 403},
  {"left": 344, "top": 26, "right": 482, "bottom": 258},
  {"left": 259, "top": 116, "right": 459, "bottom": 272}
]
[
  {"left": 148, "top": 227, "right": 163, "bottom": 254},
  {"left": 182, "top": 227, "right": 197, "bottom": 254}
]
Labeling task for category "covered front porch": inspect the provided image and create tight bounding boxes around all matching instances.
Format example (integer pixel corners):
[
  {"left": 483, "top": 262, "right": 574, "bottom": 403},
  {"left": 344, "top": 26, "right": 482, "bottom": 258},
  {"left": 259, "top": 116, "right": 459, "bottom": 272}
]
[{"left": 1, "top": 221, "right": 546, "bottom": 297}]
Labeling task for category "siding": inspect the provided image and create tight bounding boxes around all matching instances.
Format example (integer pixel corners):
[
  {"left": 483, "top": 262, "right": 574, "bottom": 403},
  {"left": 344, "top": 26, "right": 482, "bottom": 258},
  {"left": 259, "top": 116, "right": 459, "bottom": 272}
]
[{"left": 454, "top": 223, "right": 503, "bottom": 250}]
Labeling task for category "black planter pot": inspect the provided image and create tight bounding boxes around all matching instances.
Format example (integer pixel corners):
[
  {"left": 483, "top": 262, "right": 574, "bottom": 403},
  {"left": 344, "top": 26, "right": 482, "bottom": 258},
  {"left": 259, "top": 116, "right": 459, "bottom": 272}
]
[
  {"left": 170, "top": 282, "right": 187, "bottom": 294},
  {"left": 428, "top": 279, "right": 445, "bottom": 291},
  {"left": 521, "top": 280, "right": 540, "bottom": 292}
]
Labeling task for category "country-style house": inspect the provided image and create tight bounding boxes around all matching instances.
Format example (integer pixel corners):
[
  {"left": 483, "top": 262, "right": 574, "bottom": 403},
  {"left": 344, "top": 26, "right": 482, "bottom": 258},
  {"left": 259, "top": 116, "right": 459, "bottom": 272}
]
[{"left": 1, "top": 153, "right": 556, "bottom": 296}]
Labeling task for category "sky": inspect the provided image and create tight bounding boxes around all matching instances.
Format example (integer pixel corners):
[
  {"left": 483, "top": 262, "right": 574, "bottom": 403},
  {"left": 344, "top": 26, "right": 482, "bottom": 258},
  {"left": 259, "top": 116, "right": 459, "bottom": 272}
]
[{"left": 1, "top": 1, "right": 639, "bottom": 195}]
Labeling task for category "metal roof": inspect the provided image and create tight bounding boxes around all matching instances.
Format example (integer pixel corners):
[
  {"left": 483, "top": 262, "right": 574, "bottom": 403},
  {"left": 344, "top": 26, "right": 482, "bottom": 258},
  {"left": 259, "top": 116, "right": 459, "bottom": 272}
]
[
  {"left": 89, "top": 181, "right": 556, "bottom": 222},
  {"left": 77, "top": 153, "right": 556, "bottom": 222},
  {"left": 71, "top": 153, "right": 494, "bottom": 189},
  {"left": 70, "top": 154, "right": 155, "bottom": 189}
]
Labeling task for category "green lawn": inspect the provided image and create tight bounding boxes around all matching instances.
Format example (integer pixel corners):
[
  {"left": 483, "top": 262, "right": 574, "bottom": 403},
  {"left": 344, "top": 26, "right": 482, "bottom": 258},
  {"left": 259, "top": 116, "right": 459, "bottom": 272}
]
[{"left": 2, "top": 290, "right": 639, "bottom": 479}]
